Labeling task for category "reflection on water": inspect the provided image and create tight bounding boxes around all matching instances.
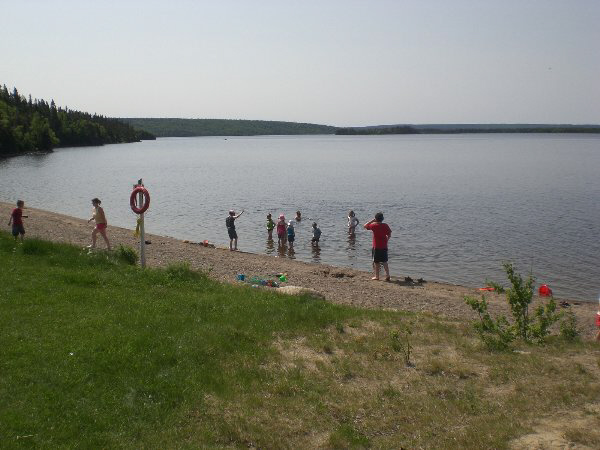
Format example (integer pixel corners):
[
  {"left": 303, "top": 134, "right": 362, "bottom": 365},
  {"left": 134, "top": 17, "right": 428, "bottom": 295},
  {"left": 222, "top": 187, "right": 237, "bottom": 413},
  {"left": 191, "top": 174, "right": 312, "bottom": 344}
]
[
  {"left": 265, "top": 237, "right": 275, "bottom": 255},
  {"left": 287, "top": 245, "right": 296, "bottom": 259},
  {"left": 311, "top": 243, "right": 321, "bottom": 263},
  {"left": 277, "top": 243, "right": 287, "bottom": 258},
  {"left": 346, "top": 233, "right": 357, "bottom": 256}
]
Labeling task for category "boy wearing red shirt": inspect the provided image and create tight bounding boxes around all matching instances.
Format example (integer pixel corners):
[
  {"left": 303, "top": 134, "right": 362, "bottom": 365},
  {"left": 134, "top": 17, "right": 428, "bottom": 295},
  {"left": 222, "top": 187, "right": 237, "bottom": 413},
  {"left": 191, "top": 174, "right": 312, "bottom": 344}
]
[
  {"left": 364, "top": 212, "right": 392, "bottom": 281},
  {"left": 8, "top": 200, "right": 28, "bottom": 242}
]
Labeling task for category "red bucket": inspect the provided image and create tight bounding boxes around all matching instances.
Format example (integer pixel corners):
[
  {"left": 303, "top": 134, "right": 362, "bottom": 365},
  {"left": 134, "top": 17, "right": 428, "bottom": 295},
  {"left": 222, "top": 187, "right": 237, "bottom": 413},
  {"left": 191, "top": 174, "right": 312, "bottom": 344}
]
[{"left": 538, "top": 284, "right": 553, "bottom": 297}]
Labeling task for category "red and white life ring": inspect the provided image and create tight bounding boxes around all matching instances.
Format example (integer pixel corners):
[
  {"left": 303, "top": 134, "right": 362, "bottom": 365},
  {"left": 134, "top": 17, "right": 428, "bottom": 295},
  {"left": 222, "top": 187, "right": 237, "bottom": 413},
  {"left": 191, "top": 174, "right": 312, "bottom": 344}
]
[{"left": 130, "top": 186, "right": 150, "bottom": 214}]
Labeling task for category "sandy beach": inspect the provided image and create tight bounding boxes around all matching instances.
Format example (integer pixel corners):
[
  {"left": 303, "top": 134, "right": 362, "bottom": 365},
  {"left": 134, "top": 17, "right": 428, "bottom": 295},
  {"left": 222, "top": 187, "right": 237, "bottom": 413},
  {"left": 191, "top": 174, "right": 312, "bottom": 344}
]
[{"left": 2, "top": 201, "right": 597, "bottom": 338}]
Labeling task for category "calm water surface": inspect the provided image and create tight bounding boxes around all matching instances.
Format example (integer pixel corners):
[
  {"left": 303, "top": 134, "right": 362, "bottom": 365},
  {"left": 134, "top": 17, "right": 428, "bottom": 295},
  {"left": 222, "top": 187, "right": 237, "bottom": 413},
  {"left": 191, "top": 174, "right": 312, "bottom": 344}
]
[{"left": 1, "top": 134, "right": 599, "bottom": 301}]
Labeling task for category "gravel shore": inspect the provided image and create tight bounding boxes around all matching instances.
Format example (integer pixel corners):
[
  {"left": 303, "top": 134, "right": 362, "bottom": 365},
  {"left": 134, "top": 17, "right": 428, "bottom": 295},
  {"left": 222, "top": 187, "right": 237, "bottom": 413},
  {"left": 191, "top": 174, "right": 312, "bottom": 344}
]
[{"left": 3, "top": 201, "right": 597, "bottom": 338}]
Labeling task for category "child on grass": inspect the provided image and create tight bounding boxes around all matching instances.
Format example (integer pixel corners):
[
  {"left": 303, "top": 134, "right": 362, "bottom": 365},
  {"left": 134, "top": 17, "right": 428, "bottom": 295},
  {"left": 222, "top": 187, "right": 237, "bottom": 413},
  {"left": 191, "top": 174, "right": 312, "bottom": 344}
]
[
  {"left": 8, "top": 200, "right": 28, "bottom": 242},
  {"left": 87, "top": 198, "right": 111, "bottom": 250}
]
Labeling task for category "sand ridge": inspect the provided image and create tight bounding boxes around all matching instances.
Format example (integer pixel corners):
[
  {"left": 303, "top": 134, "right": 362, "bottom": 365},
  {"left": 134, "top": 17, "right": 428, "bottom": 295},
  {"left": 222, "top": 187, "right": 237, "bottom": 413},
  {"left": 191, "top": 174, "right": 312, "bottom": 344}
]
[{"left": 2, "top": 201, "right": 597, "bottom": 338}]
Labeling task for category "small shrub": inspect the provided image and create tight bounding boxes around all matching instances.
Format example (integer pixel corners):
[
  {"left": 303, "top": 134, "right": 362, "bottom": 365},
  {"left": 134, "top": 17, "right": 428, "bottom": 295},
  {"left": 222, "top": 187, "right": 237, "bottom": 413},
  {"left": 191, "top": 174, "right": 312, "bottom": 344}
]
[
  {"left": 464, "top": 295, "right": 514, "bottom": 351},
  {"left": 530, "top": 297, "right": 560, "bottom": 342},
  {"left": 390, "top": 328, "right": 413, "bottom": 366},
  {"left": 484, "top": 279, "right": 505, "bottom": 293},
  {"left": 559, "top": 311, "right": 579, "bottom": 341},
  {"left": 504, "top": 262, "right": 535, "bottom": 340},
  {"left": 466, "top": 263, "right": 565, "bottom": 350},
  {"left": 116, "top": 245, "right": 138, "bottom": 265}
]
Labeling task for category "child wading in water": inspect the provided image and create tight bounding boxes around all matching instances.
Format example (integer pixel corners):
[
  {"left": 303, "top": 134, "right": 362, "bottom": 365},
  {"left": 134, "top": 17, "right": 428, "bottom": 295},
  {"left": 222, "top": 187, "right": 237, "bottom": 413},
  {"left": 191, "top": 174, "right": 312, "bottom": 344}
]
[
  {"left": 87, "top": 198, "right": 111, "bottom": 250},
  {"left": 287, "top": 220, "right": 295, "bottom": 247},
  {"left": 276, "top": 214, "right": 287, "bottom": 246},
  {"left": 8, "top": 200, "right": 28, "bottom": 242},
  {"left": 226, "top": 209, "right": 244, "bottom": 251},
  {"left": 364, "top": 212, "right": 392, "bottom": 281},
  {"left": 266, "top": 213, "right": 275, "bottom": 240},
  {"left": 347, "top": 210, "right": 359, "bottom": 235},
  {"left": 596, "top": 299, "right": 600, "bottom": 342},
  {"left": 311, "top": 222, "right": 321, "bottom": 245}
]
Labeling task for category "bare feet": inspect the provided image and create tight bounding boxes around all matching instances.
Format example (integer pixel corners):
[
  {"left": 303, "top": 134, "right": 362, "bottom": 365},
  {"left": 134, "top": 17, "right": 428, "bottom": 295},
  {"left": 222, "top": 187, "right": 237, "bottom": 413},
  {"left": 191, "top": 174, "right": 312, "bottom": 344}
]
[
  {"left": 385, "top": 276, "right": 391, "bottom": 282},
  {"left": 371, "top": 277, "right": 379, "bottom": 281}
]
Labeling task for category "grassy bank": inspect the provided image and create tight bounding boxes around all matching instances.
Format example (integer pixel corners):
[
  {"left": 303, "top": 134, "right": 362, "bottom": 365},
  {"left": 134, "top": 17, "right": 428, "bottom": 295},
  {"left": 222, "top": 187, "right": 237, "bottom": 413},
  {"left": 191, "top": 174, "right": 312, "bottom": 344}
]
[{"left": 1, "top": 232, "right": 599, "bottom": 448}]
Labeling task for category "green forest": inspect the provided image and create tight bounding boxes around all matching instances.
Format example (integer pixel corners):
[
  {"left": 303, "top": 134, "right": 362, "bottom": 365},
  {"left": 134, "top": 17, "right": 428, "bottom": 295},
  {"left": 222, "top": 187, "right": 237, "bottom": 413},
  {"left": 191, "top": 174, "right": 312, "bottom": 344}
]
[
  {"left": 0, "top": 85, "right": 155, "bottom": 156},
  {"left": 122, "top": 118, "right": 336, "bottom": 137}
]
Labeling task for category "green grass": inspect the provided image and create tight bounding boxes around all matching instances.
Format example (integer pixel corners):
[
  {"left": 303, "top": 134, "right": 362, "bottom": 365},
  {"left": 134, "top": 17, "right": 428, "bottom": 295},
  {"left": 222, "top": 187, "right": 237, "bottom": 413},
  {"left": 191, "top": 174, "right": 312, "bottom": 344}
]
[{"left": 1, "top": 232, "right": 599, "bottom": 448}]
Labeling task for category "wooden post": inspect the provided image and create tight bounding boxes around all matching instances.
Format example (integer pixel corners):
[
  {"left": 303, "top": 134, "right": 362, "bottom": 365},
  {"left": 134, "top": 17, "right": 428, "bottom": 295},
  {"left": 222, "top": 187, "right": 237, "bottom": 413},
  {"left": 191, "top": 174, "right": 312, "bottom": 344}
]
[{"left": 136, "top": 179, "right": 146, "bottom": 268}]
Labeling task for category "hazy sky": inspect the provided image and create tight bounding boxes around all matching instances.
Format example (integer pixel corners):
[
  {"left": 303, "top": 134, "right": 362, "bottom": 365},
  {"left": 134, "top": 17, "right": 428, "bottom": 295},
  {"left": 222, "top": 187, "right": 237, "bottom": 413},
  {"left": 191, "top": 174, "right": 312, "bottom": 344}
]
[{"left": 2, "top": 0, "right": 599, "bottom": 126}]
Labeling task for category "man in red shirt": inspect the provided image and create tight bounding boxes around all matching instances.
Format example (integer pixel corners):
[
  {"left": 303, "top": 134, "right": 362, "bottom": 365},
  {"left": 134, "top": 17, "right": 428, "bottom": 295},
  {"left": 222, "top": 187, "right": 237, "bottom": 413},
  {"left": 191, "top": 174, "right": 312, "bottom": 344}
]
[{"left": 364, "top": 212, "right": 392, "bottom": 281}]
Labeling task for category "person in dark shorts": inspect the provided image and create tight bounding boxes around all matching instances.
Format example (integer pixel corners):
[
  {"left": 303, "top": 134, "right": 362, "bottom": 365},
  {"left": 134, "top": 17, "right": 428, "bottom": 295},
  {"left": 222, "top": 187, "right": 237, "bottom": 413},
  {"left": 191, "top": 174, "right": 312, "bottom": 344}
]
[
  {"left": 8, "top": 200, "right": 28, "bottom": 242},
  {"left": 364, "top": 212, "right": 392, "bottom": 281},
  {"left": 287, "top": 220, "right": 295, "bottom": 247},
  {"left": 226, "top": 209, "right": 244, "bottom": 251}
]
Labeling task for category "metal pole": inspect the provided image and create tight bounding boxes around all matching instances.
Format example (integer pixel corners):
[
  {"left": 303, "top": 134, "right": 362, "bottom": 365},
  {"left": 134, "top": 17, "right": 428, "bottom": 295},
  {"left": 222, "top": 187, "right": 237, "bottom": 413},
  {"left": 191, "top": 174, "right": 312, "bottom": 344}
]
[{"left": 137, "top": 179, "right": 146, "bottom": 268}]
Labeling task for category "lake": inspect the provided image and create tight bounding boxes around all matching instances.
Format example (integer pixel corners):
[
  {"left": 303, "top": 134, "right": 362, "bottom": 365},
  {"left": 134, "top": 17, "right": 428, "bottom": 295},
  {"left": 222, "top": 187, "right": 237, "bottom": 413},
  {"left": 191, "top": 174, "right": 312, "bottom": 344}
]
[{"left": 1, "top": 134, "right": 599, "bottom": 301}]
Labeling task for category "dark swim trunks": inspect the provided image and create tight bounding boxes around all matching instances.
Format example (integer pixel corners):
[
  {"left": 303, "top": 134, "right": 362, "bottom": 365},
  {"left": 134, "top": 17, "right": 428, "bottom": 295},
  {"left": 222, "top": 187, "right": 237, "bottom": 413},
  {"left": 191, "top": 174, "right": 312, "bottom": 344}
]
[
  {"left": 372, "top": 248, "right": 388, "bottom": 263},
  {"left": 227, "top": 228, "right": 237, "bottom": 240},
  {"left": 12, "top": 224, "right": 25, "bottom": 236}
]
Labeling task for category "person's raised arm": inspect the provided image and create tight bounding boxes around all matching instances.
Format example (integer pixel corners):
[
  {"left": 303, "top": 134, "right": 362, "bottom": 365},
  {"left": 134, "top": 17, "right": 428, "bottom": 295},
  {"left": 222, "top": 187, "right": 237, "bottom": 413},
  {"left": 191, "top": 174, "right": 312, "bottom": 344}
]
[
  {"left": 235, "top": 210, "right": 245, "bottom": 219},
  {"left": 364, "top": 218, "right": 376, "bottom": 229}
]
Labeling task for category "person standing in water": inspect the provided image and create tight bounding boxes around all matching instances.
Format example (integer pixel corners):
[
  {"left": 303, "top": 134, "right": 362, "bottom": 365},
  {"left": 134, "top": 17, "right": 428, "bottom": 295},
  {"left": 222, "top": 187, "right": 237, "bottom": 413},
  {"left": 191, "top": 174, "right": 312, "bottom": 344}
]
[
  {"left": 347, "top": 210, "right": 359, "bottom": 235},
  {"left": 266, "top": 213, "right": 275, "bottom": 240},
  {"left": 364, "top": 212, "right": 391, "bottom": 281},
  {"left": 276, "top": 214, "right": 287, "bottom": 246},
  {"left": 226, "top": 209, "right": 244, "bottom": 251},
  {"left": 87, "top": 198, "right": 111, "bottom": 250},
  {"left": 287, "top": 220, "right": 296, "bottom": 247}
]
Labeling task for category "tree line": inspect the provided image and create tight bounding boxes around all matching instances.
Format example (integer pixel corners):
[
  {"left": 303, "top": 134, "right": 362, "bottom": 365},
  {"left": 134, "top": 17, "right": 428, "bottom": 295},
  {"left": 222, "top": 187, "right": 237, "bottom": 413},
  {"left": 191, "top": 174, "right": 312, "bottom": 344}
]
[
  {"left": 122, "top": 118, "right": 336, "bottom": 137},
  {"left": 336, "top": 126, "right": 419, "bottom": 135},
  {"left": 0, "top": 85, "right": 155, "bottom": 156},
  {"left": 336, "top": 124, "right": 600, "bottom": 135}
]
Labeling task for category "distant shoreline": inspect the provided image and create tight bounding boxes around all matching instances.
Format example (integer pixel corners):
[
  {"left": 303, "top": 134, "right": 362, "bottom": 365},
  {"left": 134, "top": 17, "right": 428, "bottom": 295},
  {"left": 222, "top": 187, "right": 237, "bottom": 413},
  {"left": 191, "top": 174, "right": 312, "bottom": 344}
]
[{"left": 122, "top": 118, "right": 600, "bottom": 138}]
